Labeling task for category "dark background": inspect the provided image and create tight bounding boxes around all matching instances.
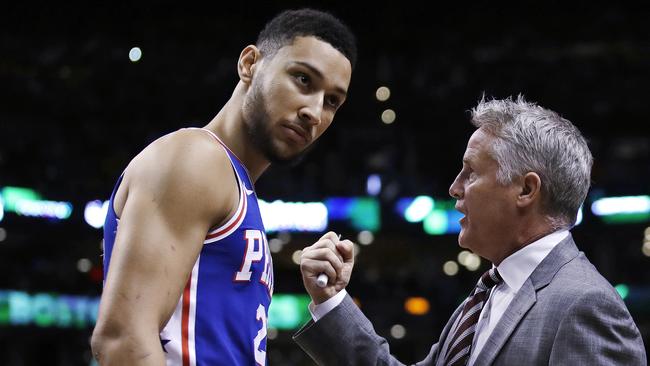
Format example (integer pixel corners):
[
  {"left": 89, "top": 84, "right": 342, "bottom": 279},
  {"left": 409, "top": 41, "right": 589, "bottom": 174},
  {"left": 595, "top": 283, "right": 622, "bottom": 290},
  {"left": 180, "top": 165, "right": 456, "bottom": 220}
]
[{"left": 1, "top": 2, "right": 648, "bottom": 365}]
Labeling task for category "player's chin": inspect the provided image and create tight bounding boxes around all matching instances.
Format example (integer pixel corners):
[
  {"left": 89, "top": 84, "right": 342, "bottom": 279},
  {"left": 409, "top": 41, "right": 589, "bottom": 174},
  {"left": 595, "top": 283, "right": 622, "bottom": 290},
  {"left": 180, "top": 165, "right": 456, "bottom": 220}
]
[
  {"left": 284, "top": 141, "right": 312, "bottom": 157},
  {"left": 267, "top": 148, "right": 306, "bottom": 167}
]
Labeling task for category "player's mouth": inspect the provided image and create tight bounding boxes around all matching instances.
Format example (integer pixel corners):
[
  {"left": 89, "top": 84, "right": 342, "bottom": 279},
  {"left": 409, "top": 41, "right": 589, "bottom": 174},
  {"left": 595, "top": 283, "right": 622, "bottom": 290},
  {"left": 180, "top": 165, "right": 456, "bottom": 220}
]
[{"left": 282, "top": 124, "right": 310, "bottom": 145}]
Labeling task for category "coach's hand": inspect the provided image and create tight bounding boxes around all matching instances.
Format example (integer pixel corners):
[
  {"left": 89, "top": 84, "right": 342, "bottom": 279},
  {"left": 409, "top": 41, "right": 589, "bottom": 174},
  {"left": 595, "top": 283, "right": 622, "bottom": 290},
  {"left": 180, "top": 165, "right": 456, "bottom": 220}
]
[{"left": 300, "top": 231, "right": 355, "bottom": 304}]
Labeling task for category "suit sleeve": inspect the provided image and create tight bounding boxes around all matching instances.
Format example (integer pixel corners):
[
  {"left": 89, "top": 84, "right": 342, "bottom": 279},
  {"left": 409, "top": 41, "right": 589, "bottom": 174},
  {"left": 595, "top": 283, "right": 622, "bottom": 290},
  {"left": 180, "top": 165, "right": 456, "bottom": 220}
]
[
  {"left": 550, "top": 289, "right": 647, "bottom": 365},
  {"left": 293, "top": 294, "right": 440, "bottom": 366}
]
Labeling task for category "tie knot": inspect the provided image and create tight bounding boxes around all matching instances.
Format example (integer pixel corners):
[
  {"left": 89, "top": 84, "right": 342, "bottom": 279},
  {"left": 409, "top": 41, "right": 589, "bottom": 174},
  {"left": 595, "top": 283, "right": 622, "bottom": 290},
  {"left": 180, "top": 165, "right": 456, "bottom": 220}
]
[{"left": 475, "top": 268, "right": 502, "bottom": 292}]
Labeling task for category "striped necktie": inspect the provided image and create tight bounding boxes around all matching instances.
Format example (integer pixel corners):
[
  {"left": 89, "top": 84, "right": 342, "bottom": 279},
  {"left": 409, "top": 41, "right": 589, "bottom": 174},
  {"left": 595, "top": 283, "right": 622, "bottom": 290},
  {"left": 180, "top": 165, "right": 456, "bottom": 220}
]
[{"left": 444, "top": 268, "right": 502, "bottom": 366}]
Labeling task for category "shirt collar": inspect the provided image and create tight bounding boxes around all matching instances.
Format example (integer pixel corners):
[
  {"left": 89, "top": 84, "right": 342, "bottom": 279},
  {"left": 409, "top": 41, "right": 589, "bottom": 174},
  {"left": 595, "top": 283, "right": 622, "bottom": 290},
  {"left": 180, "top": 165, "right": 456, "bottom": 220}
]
[{"left": 496, "top": 230, "right": 569, "bottom": 292}]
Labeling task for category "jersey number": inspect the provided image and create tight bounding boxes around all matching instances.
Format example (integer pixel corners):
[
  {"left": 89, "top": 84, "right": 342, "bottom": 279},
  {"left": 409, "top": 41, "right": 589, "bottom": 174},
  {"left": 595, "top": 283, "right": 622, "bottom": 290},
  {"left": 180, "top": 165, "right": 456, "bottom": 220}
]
[{"left": 254, "top": 304, "right": 267, "bottom": 366}]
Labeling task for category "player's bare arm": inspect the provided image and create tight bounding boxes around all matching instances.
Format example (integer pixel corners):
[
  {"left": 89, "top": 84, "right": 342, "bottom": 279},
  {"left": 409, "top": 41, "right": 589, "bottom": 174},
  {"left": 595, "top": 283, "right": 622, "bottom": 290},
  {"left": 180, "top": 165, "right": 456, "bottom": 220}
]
[{"left": 91, "top": 130, "right": 239, "bottom": 365}]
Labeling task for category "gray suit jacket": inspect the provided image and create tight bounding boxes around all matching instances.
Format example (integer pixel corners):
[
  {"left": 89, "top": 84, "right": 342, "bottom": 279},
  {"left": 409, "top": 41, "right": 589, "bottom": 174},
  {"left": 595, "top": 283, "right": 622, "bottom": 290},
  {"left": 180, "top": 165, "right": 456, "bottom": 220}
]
[{"left": 294, "top": 235, "right": 647, "bottom": 365}]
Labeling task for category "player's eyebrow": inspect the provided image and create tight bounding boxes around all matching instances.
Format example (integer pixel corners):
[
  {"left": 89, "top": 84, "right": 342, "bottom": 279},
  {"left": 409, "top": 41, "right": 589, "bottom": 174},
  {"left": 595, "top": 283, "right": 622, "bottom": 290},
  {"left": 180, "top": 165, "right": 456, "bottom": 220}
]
[{"left": 291, "top": 61, "right": 348, "bottom": 97}]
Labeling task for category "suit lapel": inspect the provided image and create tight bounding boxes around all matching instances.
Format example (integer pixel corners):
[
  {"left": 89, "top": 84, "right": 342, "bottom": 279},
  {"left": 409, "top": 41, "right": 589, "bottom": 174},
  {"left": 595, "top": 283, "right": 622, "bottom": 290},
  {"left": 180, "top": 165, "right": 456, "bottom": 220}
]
[{"left": 471, "top": 235, "right": 580, "bottom": 365}]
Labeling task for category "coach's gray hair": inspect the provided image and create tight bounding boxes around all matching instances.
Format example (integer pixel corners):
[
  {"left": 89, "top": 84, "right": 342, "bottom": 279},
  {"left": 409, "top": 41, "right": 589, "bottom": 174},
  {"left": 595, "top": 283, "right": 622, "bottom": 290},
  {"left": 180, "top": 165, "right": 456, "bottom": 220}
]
[{"left": 471, "top": 95, "right": 593, "bottom": 228}]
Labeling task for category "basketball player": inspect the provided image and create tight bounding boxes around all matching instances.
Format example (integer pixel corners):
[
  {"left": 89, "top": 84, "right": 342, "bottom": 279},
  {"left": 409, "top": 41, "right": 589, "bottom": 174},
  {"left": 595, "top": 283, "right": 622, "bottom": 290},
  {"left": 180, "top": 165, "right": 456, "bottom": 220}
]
[{"left": 90, "top": 9, "right": 357, "bottom": 365}]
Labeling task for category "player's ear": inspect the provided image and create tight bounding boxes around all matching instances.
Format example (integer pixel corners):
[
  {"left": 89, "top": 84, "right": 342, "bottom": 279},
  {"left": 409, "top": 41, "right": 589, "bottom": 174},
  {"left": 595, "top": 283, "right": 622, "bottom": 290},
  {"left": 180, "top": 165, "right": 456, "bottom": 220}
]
[{"left": 238, "top": 45, "right": 261, "bottom": 85}]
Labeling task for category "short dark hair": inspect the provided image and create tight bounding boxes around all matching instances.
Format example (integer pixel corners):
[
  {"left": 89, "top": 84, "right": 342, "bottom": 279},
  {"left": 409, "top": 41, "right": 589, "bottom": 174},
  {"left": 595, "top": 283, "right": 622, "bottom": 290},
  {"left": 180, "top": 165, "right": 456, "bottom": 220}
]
[{"left": 256, "top": 8, "right": 357, "bottom": 69}]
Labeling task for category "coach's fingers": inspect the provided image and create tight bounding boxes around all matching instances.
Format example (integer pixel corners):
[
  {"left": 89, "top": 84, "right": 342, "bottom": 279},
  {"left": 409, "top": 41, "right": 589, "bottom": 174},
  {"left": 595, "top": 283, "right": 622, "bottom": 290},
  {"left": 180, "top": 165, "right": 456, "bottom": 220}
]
[
  {"left": 304, "top": 238, "right": 344, "bottom": 263},
  {"left": 300, "top": 258, "right": 337, "bottom": 281},
  {"left": 301, "top": 247, "right": 343, "bottom": 274},
  {"left": 336, "top": 239, "right": 355, "bottom": 264}
]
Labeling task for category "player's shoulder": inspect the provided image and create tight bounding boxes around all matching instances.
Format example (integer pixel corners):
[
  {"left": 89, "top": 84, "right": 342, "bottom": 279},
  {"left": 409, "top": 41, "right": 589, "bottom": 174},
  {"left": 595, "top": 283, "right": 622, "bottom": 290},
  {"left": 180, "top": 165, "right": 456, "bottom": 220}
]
[
  {"left": 123, "top": 128, "right": 237, "bottom": 200},
  {"left": 115, "top": 128, "right": 240, "bottom": 227},
  {"left": 139, "top": 128, "right": 231, "bottom": 176}
]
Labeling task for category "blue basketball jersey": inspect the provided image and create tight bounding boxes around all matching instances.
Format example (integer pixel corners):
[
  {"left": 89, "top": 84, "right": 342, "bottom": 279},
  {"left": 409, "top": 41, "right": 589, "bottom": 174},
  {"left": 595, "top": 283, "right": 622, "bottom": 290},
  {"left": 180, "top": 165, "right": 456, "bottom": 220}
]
[{"left": 103, "top": 128, "right": 274, "bottom": 366}]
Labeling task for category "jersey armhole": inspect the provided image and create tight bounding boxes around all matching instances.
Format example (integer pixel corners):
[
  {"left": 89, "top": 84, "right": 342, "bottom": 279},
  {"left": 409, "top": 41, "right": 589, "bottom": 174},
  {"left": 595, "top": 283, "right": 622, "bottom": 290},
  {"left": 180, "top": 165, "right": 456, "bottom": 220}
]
[{"left": 197, "top": 130, "right": 248, "bottom": 244}]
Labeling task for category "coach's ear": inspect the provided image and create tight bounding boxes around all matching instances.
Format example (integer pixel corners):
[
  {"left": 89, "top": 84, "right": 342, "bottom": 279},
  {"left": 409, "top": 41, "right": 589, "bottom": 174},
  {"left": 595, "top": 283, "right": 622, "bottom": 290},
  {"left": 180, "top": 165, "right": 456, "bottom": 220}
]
[
  {"left": 238, "top": 45, "right": 261, "bottom": 85},
  {"left": 516, "top": 172, "right": 542, "bottom": 209}
]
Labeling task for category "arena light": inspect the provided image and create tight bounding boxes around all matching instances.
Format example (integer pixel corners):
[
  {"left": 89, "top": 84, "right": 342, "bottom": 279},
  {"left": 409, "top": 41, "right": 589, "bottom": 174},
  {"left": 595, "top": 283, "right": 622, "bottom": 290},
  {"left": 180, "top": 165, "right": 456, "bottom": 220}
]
[
  {"left": 423, "top": 210, "right": 447, "bottom": 235},
  {"left": 0, "top": 196, "right": 4, "bottom": 222},
  {"left": 84, "top": 200, "right": 110, "bottom": 229},
  {"left": 0, "top": 290, "right": 99, "bottom": 328},
  {"left": 443, "top": 261, "right": 459, "bottom": 276},
  {"left": 267, "top": 294, "right": 311, "bottom": 330},
  {"left": 615, "top": 284, "right": 630, "bottom": 300},
  {"left": 1, "top": 186, "right": 40, "bottom": 212},
  {"left": 390, "top": 324, "right": 406, "bottom": 339},
  {"left": 0, "top": 290, "right": 309, "bottom": 330},
  {"left": 404, "top": 297, "right": 430, "bottom": 315},
  {"left": 403, "top": 196, "right": 434, "bottom": 223},
  {"left": 463, "top": 253, "right": 481, "bottom": 271},
  {"left": 129, "top": 47, "right": 142, "bottom": 62},
  {"left": 642, "top": 241, "right": 650, "bottom": 257},
  {"left": 77, "top": 259, "right": 92, "bottom": 273},
  {"left": 357, "top": 230, "right": 374, "bottom": 245},
  {"left": 291, "top": 250, "right": 302, "bottom": 265},
  {"left": 591, "top": 196, "right": 650, "bottom": 223},
  {"left": 366, "top": 174, "right": 381, "bottom": 196},
  {"left": 258, "top": 200, "right": 327, "bottom": 232},
  {"left": 1, "top": 186, "right": 72, "bottom": 220},
  {"left": 381, "top": 109, "right": 396, "bottom": 124},
  {"left": 326, "top": 197, "right": 380, "bottom": 232},
  {"left": 375, "top": 86, "right": 391, "bottom": 101},
  {"left": 15, "top": 200, "right": 73, "bottom": 219},
  {"left": 643, "top": 228, "right": 650, "bottom": 257},
  {"left": 592, "top": 196, "right": 650, "bottom": 215},
  {"left": 397, "top": 197, "right": 462, "bottom": 235},
  {"left": 268, "top": 238, "right": 283, "bottom": 253},
  {"left": 457, "top": 251, "right": 471, "bottom": 265},
  {"left": 575, "top": 206, "right": 583, "bottom": 226}
]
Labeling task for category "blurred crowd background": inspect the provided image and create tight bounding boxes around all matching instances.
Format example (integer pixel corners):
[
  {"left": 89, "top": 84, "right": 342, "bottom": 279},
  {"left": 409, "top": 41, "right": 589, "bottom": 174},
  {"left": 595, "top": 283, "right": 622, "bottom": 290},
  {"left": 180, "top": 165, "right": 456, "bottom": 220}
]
[{"left": 1, "top": 2, "right": 648, "bottom": 365}]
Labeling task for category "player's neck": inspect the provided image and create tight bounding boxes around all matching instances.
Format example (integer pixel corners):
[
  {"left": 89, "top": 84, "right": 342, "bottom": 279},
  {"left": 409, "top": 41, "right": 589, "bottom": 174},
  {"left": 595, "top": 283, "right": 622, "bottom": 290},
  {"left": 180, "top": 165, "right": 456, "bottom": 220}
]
[{"left": 203, "top": 91, "right": 270, "bottom": 182}]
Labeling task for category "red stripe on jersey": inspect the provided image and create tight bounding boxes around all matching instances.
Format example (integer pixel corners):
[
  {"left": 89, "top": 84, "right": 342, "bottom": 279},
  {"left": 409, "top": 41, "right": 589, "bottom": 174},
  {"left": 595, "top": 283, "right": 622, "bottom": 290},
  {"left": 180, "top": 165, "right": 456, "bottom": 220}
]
[
  {"left": 206, "top": 186, "right": 247, "bottom": 239},
  {"left": 181, "top": 277, "right": 192, "bottom": 366},
  {"left": 200, "top": 128, "right": 246, "bottom": 168},
  {"left": 197, "top": 128, "right": 255, "bottom": 186}
]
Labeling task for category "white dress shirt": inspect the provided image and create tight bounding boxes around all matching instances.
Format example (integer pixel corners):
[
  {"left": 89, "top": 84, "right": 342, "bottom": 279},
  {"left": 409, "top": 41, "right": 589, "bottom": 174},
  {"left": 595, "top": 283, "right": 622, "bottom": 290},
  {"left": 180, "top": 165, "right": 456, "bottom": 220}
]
[
  {"left": 310, "top": 230, "right": 569, "bottom": 365},
  {"left": 465, "top": 230, "right": 568, "bottom": 364}
]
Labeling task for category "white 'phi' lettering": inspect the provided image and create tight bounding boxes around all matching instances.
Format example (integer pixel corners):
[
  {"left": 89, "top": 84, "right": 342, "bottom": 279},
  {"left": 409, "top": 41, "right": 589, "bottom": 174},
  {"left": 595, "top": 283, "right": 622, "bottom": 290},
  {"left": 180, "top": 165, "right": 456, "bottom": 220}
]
[
  {"left": 234, "top": 230, "right": 264, "bottom": 281},
  {"left": 259, "top": 234, "right": 274, "bottom": 296}
]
